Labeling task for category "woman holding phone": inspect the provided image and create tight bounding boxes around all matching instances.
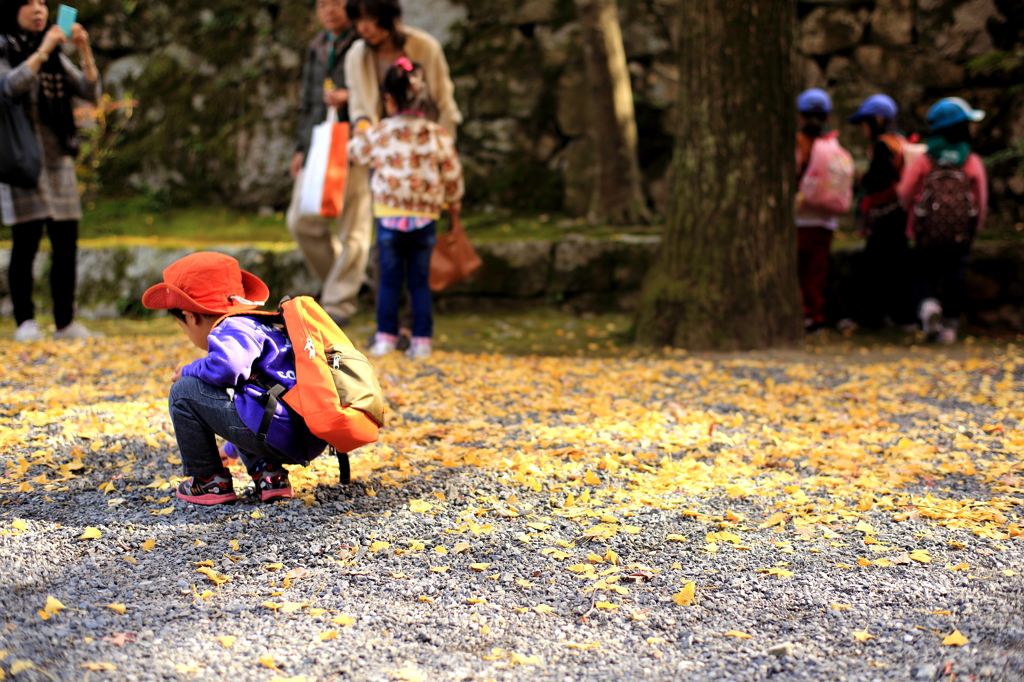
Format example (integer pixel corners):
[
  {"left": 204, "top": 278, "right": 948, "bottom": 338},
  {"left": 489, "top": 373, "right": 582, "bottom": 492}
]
[{"left": 0, "top": 0, "right": 100, "bottom": 341}]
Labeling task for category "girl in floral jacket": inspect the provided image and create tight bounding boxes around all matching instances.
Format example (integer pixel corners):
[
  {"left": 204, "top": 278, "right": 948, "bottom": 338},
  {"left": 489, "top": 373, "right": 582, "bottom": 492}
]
[{"left": 348, "top": 58, "right": 463, "bottom": 359}]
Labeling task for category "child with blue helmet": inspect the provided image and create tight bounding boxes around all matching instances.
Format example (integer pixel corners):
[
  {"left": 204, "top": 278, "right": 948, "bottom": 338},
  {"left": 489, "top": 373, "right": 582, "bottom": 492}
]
[
  {"left": 898, "top": 98, "right": 988, "bottom": 344},
  {"left": 845, "top": 94, "right": 917, "bottom": 331},
  {"left": 795, "top": 88, "right": 846, "bottom": 332}
]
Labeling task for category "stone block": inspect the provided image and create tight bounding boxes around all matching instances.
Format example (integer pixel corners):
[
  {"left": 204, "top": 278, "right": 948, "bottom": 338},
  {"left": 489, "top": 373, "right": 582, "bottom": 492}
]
[
  {"left": 917, "top": 0, "right": 1003, "bottom": 60},
  {"left": 611, "top": 236, "right": 661, "bottom": 290},
  {"left": 871, "top": 0, "right": 914, "bottom": 45},
  {"left": 853, "top": 46, "right": 965, "bottom": 89},
  {"left": 800, "top": 7, "right": 865, "bottom": 56},
  {"left": 437, "top": 241, "right": 553, "bottom": 298},
  {"left": 549, "top": 237, "right": 618, "bottom": 294}
]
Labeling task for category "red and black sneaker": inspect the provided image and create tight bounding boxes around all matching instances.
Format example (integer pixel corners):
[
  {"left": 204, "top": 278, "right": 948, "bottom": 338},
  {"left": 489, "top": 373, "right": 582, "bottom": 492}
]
[
  {"left": 176, "top": 473, "right": 238, "bottom": 505},
  {"left": 254, "top": 467, "right": 293, "bottom": 502}
]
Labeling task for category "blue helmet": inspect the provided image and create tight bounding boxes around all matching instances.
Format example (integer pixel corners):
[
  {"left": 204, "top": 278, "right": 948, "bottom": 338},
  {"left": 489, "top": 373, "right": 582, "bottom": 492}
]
[
  {"left": 848, "top": 94, "right": 898, "bottom": 123},
  {"left": 797, "top": 88, "right": 832, "bottom": 114},
  {"left": 927, "top": 97, "right": 985, "bottom": 131}
]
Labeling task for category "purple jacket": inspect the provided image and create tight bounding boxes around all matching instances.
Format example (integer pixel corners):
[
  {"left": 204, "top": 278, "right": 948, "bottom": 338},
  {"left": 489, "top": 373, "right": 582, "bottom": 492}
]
[{"left": 180, "top": 316, "right": 327, "bottom": 464}]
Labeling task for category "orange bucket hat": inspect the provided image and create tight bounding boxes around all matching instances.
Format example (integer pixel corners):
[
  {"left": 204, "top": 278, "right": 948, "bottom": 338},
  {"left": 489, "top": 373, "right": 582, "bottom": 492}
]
[{"left": 142, "top": 252, "right": 270, "bottom": 316}]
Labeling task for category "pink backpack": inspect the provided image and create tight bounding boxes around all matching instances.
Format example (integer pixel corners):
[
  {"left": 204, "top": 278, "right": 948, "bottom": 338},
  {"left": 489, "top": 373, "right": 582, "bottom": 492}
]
[{"left": 799, "top": 134, "right": 854, "bottom": 214}]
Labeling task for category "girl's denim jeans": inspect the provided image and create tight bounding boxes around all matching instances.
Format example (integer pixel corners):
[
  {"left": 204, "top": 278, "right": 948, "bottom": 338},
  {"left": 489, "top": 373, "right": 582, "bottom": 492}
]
[{"left": 376, "top": 221, "right": 436, "bottom": 338}]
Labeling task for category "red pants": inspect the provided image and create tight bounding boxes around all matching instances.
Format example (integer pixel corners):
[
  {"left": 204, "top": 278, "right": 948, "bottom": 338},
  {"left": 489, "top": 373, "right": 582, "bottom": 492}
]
[{"left": 797, "top": 227, "right": 833, "bottom": 325}]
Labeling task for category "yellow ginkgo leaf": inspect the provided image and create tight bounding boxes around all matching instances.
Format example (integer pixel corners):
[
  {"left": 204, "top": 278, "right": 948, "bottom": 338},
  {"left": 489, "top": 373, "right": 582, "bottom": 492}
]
[
  {"left": 723, "top": 631, "right": 753, "bottom": 639},
  {"left": 532, "top": 605, "right": 555, "bottom": 615},
  {"left": 942, "top": 630, "right": 969, "bottom": 646},
  {"left": 318, "top": 630, "right": 338, "bottom": 641},
  {"left": 79, "top": 527, "right": 102, "bottom": 539},
  {"left": 852, "top": 629, "right": 875, "bottom": 642},
  {"left": 196, "top": 567, "right": 229, "bottom": 585},
  {"left": 258, "top": 654, "right": 279, "bottom": 670},
  {"left": 409, "top": 499, "right": 432, "bottom": 513},
  {"left": 217, "top": 636, "right": 236, "bottom": 648},
  {"left": 331, "top": 615, "right": 355, "bottom": 626},
  {"left": 10, "top": 661, "right": 34, "bottom": 674},
  {"left": 105, "top": 603, "right": 126, "bottom": 614},
  {"left": 594, "top": 601, "right": 618, "bottom": 610},
  {"left": 369, "top": 541, "right": 390, "bottom": 553},
  {"left": 81, "top": 662, "right": 116, "bottom": 671},
  {"left": 469, "top": 563, "right": 491, "bottom": 571},
  {"left": 142, "top": 539, "right": 156, "bottom": 552},
  {"left": 673, "top": 581, "right": 696, "bottom": 606}
]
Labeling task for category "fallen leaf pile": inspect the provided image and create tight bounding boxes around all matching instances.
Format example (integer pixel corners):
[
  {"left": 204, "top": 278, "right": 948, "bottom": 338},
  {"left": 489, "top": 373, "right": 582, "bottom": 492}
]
[{"left": 0, "top": 337, "right": 1021, "bottom": 671}]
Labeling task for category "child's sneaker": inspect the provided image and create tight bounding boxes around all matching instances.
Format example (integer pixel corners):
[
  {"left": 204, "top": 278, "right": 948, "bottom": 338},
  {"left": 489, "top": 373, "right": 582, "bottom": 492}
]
[
  {"left": 919, "top": 298, "right": 942, "bottom": 338},
  {"left": 369, "top": 332, "right": 398, "bottom": 357},
  {"left": 176, "top": 473, "right": 237, "bottom": 505},
  {"left": 407, "top": 337, "right": 432, "bottom": 359},
  {"left": 253, "top": 467, "right": 293, "bottom": 502},
  {"left": 53, "top": 321, "right": 104, "bottom": 340}
]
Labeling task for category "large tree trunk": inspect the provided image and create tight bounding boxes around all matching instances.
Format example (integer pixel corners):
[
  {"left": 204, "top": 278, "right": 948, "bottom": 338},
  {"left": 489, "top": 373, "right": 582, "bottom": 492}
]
[
  {"left": 634, "top": 0, "right": 802, "bottom": 350},
  {"left": 575, "top": 0, "right": 651, "bottom": 226}
]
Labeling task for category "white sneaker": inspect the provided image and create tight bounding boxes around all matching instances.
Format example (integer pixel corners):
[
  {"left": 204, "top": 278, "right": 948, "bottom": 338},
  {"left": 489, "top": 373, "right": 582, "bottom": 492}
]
[
  {"left": 406, "top": 338, "right": 432, "bottom": 359},
  {"left": 938, "top": 328, "right": 957, "bottom": 344},
  {"left": 368, "top": 339, "right": 396, "bottom": 357},
  {"left": 13, "top": 320, "right": 43, "bottom": 342},
  {"left": 53, "top": 321, "right": 104, "bottom": 340},
  {"left": 918, "top": 298, "right": 942, "bottom": 337}
]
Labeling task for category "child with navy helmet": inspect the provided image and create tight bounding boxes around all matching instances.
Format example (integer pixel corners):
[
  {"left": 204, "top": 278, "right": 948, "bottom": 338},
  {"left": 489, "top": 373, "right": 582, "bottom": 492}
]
[
  {"left": 898, "top": 97, "right": 989, "bottom": 344},
  {"left": 845, "top": 94, "right": 917, "bottom": 331}
]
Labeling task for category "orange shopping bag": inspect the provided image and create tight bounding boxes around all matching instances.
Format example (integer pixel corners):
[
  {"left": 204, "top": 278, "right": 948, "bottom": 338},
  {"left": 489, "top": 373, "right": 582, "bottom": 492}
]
[{"left": 299, "top": 107, "right": 349, "bottom": 219}]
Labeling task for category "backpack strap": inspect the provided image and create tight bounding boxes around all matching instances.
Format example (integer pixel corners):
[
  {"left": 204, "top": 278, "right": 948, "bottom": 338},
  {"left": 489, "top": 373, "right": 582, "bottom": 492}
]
[{"left": 256, "top": 383, "right": 288, "bottom": 443}]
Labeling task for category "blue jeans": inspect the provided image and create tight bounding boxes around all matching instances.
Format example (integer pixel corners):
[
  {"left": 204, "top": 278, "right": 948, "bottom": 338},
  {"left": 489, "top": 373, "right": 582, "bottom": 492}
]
[
  {"left": 169, "top": 376, "right": 291, "bottom": 478},
  {"left": 376, "top": 221, "right": 436, "bottom": 338}
]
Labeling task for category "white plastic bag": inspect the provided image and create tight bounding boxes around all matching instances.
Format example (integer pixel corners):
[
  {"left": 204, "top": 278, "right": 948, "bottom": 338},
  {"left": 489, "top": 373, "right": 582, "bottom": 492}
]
[{"left": 299, "top": 107, "right": 350, "bottom": 218}]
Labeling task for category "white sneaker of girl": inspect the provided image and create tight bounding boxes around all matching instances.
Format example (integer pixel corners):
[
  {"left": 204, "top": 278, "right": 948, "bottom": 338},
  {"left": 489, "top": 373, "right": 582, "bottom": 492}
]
[
  {"left": 53, "top": 321, "right": 104, "bottom": 340},
  {"left": 369, "top": 333, "right": 398, "bottom": 357},
  {"left": 407, "top": 337, "right": 432, "bottom": 359}
]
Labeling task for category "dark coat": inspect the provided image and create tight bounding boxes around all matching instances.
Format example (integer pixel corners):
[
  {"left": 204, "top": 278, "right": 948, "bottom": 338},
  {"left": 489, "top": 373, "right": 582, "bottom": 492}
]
[{"left": 295, "top": 30, "right": 356, "bottom": 155}]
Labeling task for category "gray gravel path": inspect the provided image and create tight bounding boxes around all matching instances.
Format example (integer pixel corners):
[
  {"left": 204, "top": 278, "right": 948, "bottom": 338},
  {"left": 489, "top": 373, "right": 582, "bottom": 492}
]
[{"left": 1, "top": 339, "right": 1022, "bottom": 682}]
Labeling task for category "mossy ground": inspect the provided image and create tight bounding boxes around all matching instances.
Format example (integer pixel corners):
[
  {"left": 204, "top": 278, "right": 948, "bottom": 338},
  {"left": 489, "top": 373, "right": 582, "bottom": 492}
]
[{"left": 0, "top": 196, "right": 1019, "bottom": 249}]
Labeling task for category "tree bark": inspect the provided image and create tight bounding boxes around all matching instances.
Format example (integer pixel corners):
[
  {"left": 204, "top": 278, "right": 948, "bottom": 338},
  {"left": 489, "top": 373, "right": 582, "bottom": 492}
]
[
  {"left": 574, "top": 0, "right": 651, "bottom": 226},
  {"left": 634, "top": 0, "right": 802, "bottom": 350}
]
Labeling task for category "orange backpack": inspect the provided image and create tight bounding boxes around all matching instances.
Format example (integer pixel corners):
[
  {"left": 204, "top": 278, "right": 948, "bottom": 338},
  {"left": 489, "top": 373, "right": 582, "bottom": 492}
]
[{"left": 233, "top": 296, "right": 385, "bottom": 482}]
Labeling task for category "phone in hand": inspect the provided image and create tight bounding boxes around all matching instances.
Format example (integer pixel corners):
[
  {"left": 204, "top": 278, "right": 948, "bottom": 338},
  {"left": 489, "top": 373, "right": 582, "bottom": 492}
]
[{"left": 56, "top": 5, "right": 77, "bottom": 38}]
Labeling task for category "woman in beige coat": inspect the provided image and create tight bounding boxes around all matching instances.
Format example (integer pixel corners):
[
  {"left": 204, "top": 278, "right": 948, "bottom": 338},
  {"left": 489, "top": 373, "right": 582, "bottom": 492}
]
[{"left": 344, "top": 0, "right": 461, "bottom": 136}]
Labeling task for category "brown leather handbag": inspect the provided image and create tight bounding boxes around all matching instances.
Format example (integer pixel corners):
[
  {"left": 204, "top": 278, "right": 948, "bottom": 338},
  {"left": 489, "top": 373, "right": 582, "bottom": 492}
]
[{"left": 429, "top": 215, "right": 482, "bottom": 292}]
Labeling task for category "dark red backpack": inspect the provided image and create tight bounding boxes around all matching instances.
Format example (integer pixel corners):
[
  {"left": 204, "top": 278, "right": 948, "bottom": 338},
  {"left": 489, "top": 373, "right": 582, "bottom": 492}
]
[{"left": 913, "top": 161, "right": 978, "bottom": 249}]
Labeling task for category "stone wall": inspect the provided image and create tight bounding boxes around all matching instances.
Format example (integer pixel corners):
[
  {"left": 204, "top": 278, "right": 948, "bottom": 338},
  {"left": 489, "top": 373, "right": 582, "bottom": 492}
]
[{"left": 82, "top": 0, "right": 1023, "bottom": 221}]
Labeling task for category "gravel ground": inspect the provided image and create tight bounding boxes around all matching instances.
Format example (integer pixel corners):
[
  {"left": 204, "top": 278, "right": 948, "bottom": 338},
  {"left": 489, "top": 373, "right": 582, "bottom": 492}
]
[{"left": 0, "top": 337, "right": 1022, "bottom": 682}]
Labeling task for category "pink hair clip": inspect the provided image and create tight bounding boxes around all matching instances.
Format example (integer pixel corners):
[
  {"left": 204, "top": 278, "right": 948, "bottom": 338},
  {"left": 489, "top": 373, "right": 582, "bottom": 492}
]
[{"left": 395, "top": 57, "right": 414, "bottom": 72}]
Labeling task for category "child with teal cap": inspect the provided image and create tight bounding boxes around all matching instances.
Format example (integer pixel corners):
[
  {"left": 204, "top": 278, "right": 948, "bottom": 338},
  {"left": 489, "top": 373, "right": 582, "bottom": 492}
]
[{"left": 898, "top": 97, "right": 988, "bottom": 344}]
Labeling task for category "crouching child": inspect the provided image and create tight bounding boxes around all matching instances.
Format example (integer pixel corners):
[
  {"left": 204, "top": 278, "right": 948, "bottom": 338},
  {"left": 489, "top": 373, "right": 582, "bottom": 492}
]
[{"left": 143, "top": 252, "right": 328, "bottom": 505}]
